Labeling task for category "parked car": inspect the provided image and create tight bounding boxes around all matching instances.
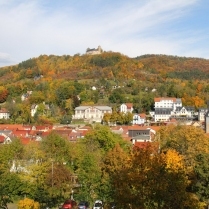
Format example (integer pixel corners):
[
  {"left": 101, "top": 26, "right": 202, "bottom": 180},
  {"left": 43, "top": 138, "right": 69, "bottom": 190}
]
[
  {"left": 77, "top": 201, "right": 89, "bottom": 209},
  {"left": 93, "top": 200, "right": 103, "bottom": 209},
  {"left": 61, "top": 200, "right": 77, "bottom": 209}
]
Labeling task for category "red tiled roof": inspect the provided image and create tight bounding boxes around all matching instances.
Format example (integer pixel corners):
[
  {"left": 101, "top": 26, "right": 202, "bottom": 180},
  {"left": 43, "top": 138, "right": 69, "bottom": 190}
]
[
  {"left": 126, "top": 103, "right": 133, "bottom": 109},
  {"left": 134, "top": 141, "right": 150, "bottom": 148},
  {"left": 139, "top": 113, "right": 146, "bottom": 119},
  {"left": 0, "top": 135, "right": 5, "bottom": 143},
  {"left": 12, "top": 130, "right": 29, "bottom": 136},
  {"left": 0, "top": 124, "right": 24, "bottom": 130},
  {"left": 0, "top": 108, "right": 9, "bottom": 113},
  {"left": 154, "top": 97, "right": 177, "bottom": 102},
  {"left": 36, "top": 125, "right": 53, "bottom": 130}
]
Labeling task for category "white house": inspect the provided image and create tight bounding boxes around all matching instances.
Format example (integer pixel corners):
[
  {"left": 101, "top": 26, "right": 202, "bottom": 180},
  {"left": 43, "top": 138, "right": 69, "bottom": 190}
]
[
  {"left": 120, "top": 103, "right": 133, "bottom": 113},
  {"left": 73, "top": 105, "right": 112, "bottom": 123},
  {"left": 198, "top": 108, "right": 208, "bottom": 121},
  {"left": 132, "top": 113, "right": 146, "bottom": 125},
  {"left": 31, "top": 104, "right": 38, "bottom": 117},
  {"left": 0, "top": 108, "right": 10, "bottom": 119},
  {"left": 172, "top": 106, "right": 195, "bottom": 118},
  {"left": 0, "top": 132, "right": 12, "bottom": 144},
  {"left": 154, "top": 97, "right": 182, "bottom": 122}
]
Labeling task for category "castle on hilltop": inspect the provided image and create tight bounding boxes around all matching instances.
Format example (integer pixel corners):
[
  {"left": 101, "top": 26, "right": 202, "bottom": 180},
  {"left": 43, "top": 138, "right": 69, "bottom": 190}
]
[{"left": 86, "top": 45, "right": 103, "bottom": 55}]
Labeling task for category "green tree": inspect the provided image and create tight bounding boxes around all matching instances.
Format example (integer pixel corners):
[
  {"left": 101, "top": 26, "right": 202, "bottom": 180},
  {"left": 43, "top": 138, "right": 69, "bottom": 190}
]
[
  {"left": 157, "top": 125, "right": 209, "bottom": 167},
  {"left": 112, "top": 146, "right": 200, "bottom": 209},
  {"left": 84, "top": 124, "right": 130, "bottom": 153},
  {"left": 29, "top": 91, "right": 45, "bottom": 104},
  {"left": 192, "top": 153, "right": 209, "bottom": 206}
]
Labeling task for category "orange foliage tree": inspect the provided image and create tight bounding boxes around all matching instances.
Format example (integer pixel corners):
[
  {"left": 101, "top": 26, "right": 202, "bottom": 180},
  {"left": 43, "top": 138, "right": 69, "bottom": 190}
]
[{"left": 0, "top": 86, "right": 8, "bottom": 103}]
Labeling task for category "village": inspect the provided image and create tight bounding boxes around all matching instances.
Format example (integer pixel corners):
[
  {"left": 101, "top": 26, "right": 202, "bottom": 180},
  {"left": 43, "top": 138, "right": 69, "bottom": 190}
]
[{"left": 1, "top": 97, "right": 209, "bottom": 147}]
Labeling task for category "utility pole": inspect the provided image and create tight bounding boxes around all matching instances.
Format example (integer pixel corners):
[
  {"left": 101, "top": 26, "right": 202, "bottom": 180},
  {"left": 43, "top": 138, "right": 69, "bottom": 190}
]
[{"left": 51, "top": 160, "right": 54, "bottom": 187}]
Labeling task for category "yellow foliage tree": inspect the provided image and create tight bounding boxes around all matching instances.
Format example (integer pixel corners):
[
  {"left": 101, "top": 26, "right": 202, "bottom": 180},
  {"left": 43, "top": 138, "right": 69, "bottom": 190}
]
[
  {"left": 18, "top": 198, "right": 40, "bottom": 209},
  {"left": 164, "top": 149, "right": 184, "bottom": 172}
]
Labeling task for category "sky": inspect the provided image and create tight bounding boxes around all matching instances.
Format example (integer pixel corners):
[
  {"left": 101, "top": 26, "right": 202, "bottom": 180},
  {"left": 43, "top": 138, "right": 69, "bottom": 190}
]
[{"left": 0, "top": 0, "right": 209, "bottom": 67}]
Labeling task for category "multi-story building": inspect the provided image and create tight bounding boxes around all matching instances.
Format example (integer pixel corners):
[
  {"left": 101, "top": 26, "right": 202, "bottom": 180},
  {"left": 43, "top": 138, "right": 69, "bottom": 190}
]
[
  {"left": 198, "top": 108, "right": 208, "bottom": 121},
  {"left": 154, "top": 97, "right": 182, "bottom": 122},
  {"left": 73, "top": 105, "right": 112, "bottom": 123}
]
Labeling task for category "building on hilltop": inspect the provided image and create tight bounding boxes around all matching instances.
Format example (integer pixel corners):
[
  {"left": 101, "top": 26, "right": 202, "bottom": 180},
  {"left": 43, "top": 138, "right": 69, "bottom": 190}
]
[{"left": 86, "top": 46, "right": 103, "bottom": 55}]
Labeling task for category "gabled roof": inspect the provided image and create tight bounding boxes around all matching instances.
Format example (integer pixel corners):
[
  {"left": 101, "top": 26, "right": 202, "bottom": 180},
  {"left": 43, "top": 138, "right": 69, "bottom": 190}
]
[
  {"left": 0, "top": 108, "right": 9, "bottom": 113},
  {"left": 139, "top": 113, "right": 146, "bottom": 119},
  {"left": 125, "top": 103, "right": 133, "bottom": 109}
]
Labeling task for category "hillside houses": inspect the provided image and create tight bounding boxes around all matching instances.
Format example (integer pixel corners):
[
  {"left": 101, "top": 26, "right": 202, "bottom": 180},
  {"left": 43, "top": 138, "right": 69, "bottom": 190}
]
[{"left": 152, "top": 97, "right": 199, "bottom": 122}]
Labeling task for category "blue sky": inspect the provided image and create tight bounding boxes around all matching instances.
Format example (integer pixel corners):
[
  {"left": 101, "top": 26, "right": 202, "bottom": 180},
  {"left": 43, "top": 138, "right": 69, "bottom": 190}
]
[{"left": 0, "top": 0, "right": 209, "bottom": 67}]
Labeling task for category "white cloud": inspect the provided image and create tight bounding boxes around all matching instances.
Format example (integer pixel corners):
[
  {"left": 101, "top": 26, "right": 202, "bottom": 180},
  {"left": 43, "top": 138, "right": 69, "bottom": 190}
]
[{"left": 0, "top": 0, "right": 208, "bottom": 67}]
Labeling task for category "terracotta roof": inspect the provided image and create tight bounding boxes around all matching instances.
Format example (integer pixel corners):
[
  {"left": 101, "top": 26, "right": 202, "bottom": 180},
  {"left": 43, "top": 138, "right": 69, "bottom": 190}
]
[
  {"left": 139, "top": 113, "right": 146, "bottom": 119},
  {"left": 125, "top": 103, "right": 133, "bottom": 109},
  {"left": 36, "top": 125, "right": 53, "bottom": 130},
  {"left": 154, "top": 97, "right": 177, "bottom": 102},
  {"left": 134, "top": 141, "right": 150, "bottom": 148},
  {"left": 0, "top": 135, "right": 5, "bottom": 143},
  {"left": 12, "top": 130, "right": 29, "bottom": 137},
  {"left": 0, "top": 124, "right": 24, "bottom": 130},
  {"left": 0, "top": 108, "right": 9, "bottom": 113}
]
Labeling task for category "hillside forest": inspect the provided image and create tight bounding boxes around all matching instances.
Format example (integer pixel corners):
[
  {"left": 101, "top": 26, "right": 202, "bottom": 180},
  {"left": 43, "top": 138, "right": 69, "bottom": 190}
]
[
  {"left": 0, "top": 52, "right": 209, "bottom": 124},
  {"left": 1, "top": 52, "right": 209, "bottom": 208}
]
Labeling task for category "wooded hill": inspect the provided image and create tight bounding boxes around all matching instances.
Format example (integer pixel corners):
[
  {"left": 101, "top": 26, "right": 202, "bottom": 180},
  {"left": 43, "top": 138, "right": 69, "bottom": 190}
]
[
  {"left": 0, "top": 52, "right": 209, "bottom": 124},
  {"left": 1, "top": 53, "right": 209, "bottom": 84}
]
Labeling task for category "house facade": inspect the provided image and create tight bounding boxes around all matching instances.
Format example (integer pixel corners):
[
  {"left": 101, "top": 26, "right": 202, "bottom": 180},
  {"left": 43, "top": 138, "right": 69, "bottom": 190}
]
[
  {"left": 132, "top": 113, "right": 146, "bottom": 125},
  {"left": 154, "top": 97, "right": 182, "bottom": 122},
  {"left": 128, "top": 126, "right": 156, "bottom": 145},
  {"left": 120, "top": 103, "right": 133, "bottom": 113},
  {"left": 0, "top": 108, "right": 10, "bottom": 119},
  {"left": 31, "top": 104, "right": 38, "bottom": 117},
  {"left": 171, "top": 106, "right": 196, "bottom": 119},
  {"left": 73, "top": 105, "right": 112, "bottom": 123},
  {"left": 198, "top": 108, "right": 208, "bottom": 121}
]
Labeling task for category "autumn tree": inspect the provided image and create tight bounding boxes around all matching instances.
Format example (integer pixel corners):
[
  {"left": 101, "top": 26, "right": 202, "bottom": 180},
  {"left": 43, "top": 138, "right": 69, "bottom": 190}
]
[
  {"left": 157, "top": 125, "right": 209, "bottom": 168},
  {"left": 112, "top": 146, "right": 200, "bottom": 209},
  {"left": 18, "top": 198, "right": 40, "bottom": 209},
  {"left": 0, "top": 86, "right": 9, "bottom": 103}
]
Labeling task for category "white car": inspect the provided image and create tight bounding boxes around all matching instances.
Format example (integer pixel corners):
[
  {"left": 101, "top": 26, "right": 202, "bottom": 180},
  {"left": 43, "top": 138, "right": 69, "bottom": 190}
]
[{"left": 93, "top": 200, "right": 103, "bottom": 209}]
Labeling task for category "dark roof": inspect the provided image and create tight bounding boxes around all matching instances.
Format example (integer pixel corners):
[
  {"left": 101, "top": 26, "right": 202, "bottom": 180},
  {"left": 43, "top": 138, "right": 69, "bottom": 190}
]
[{"left": 155, "top": 108, "right": 172, "bottom": 114}]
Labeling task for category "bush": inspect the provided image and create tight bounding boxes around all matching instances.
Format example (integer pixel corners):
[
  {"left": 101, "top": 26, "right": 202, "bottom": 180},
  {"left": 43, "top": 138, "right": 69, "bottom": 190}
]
[{"left": 18, "top": 198, "right": 40, "bottom": 209}]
